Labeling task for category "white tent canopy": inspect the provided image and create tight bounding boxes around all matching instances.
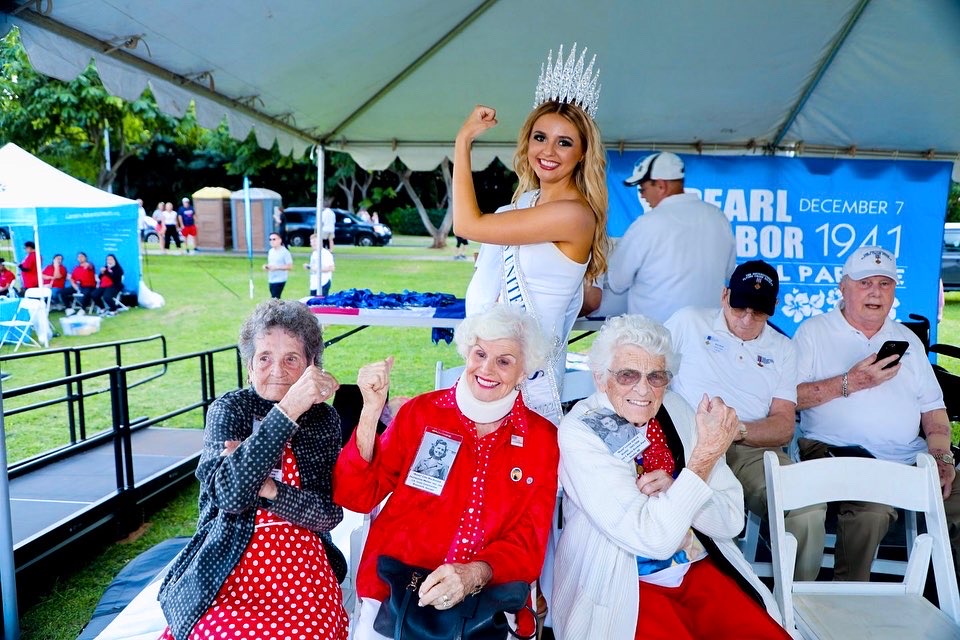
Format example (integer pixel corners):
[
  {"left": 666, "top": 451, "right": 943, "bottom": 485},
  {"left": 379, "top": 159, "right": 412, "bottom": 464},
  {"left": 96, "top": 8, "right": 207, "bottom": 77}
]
[
  {"left": 2, "top": 0, "right": 959, "bottom": 174},
  {"left": 0, "top": 143, "right": 135, "bottom": 210},
  {"left": 0, "top": 142, "right": 141, "bottom": 290}
]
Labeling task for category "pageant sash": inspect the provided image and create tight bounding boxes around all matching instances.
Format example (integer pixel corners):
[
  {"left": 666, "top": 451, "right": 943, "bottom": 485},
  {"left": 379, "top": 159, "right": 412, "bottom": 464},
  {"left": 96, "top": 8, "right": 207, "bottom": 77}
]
[{"left": 500, "top": 191, "right": 563, "bottom": 425}]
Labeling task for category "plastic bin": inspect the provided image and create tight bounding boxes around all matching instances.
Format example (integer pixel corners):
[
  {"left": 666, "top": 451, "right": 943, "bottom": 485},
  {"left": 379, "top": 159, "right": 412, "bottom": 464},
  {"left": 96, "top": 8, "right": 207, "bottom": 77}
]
[{"left": 59, "top": 315, "right": 101, "bottom": 336}]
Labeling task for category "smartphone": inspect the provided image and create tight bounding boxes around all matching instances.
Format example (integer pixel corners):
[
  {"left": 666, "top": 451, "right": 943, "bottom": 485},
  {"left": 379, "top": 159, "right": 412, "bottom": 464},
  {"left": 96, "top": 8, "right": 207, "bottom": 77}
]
[{"left": 876, "top": 340, "right": 909, "bottom": 369}]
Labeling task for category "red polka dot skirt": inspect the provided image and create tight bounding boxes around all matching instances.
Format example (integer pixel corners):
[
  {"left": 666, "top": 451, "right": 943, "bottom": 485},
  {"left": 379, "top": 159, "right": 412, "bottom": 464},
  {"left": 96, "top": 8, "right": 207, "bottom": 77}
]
[{"left": 159, "top": 444, "right": 348, "bottom": 640}]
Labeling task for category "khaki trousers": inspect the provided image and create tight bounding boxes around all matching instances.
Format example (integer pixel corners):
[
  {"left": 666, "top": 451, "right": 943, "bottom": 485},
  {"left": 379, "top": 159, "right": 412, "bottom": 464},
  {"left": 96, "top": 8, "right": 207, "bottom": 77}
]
[
  {"left": 727, "top": 444, "right": 827, "bottom": 581},
  {"left": 799, "top": 437, "right": 960, "bottom": 582}
]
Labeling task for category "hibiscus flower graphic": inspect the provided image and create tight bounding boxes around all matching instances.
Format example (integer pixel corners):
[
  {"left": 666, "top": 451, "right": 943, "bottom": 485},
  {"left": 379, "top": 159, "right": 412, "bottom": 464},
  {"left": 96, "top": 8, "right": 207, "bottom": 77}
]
[
  {"left": 781, "top": 288, "right": 827, "bottom": 323},
  {"left": 825, "top": 288, "right": 843, "bottom": 310}
]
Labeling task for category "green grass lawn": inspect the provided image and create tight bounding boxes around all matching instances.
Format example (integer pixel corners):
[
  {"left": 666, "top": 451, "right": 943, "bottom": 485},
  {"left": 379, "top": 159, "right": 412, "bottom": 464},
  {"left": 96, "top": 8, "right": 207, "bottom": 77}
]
[{"left": 12, "top": 243, "right": 960, "bottom": 638}]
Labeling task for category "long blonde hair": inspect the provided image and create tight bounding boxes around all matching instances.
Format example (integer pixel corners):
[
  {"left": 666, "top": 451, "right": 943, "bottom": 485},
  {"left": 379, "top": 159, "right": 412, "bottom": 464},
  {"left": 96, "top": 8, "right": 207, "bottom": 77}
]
[{"left": 512, "top": 101, "right": 608, "bottom": 282}]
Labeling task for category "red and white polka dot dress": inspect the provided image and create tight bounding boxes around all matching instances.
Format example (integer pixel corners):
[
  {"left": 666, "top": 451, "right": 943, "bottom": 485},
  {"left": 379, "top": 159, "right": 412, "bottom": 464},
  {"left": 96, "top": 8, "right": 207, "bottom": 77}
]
[{"left": 159, "top": 443, "right": 348, "bottom": 640}]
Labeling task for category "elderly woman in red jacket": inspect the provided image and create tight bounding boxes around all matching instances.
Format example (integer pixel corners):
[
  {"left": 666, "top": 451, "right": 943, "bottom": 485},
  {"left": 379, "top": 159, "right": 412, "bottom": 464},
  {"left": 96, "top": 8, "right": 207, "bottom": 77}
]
[{"left": 334, "top": 303, "right": 559, "bottom": 640}]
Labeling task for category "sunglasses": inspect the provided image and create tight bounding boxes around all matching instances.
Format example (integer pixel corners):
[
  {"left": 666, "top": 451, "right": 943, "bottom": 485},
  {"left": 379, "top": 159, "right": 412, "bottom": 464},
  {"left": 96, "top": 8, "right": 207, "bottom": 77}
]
[{"left": 608, "top": 369, "right": 672, "bottom": 388}]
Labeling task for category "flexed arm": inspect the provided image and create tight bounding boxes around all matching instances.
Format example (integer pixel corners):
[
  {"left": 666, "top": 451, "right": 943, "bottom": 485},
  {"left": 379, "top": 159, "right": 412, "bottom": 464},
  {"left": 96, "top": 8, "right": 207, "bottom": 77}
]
[{"left": 452, "top": 105, "right": 594, "bottom": 248}]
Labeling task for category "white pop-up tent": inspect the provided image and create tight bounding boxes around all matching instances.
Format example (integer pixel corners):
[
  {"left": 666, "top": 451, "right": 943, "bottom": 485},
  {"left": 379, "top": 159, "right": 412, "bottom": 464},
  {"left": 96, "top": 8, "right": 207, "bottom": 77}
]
[
  {"left": 0, "top": 143, "right": 140, "bottom": 292},
  {"left": 0, "top": 0, "right": 957, "bottom": 175}
]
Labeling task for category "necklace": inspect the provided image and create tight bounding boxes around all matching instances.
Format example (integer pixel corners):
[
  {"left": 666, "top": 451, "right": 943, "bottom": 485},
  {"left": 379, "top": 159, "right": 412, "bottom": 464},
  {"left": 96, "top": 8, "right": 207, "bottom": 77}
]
[{"left": 455, "top": 378, "right": 518, "bottom": 424}]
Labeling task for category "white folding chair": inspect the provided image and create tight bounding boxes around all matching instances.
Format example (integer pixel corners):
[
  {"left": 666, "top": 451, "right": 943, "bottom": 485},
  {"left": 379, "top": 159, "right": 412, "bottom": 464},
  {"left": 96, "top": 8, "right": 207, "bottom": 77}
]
[
  {"left": 24, "top": 287, "right": 53, "bottom": 345},
  {"left": 112, "top": 291, "right": 131, "bottom": 312},
  {"left": 764, "top": 451, "right": 960, "bottom": 639},
  {"left": 0, "top": 297, "right": 43, "bottom": 351},
  {"left": 738, "top": 510, "right": 774, "bottom": 578},
  {"left": 434, "top": 361, "right": 465, "bottom": 390}
]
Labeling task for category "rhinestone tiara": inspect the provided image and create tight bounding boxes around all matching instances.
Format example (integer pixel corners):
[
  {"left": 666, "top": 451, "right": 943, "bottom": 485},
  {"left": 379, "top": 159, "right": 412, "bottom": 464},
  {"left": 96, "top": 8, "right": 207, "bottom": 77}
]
[{"left": 533, "top": 42, "right": 601, "bottom": 119}]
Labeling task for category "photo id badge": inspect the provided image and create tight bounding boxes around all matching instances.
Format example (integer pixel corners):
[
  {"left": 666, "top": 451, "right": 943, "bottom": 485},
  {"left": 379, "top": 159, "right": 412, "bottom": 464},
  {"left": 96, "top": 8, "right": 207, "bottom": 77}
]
[
  {"left": 582, "top": 409, "right": 650, "bottom": 462},
  {"left": 405, "top": 427, "right": 463, "bottom": 495}
]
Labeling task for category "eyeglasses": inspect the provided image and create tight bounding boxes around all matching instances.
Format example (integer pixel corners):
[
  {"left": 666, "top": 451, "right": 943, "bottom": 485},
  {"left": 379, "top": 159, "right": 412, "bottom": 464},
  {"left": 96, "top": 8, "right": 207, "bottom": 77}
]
[
  {"left": 727, "top": 306, "right": 768, "bottom": 320},
  {"left": 608, "top": 369, "right": 672, "bottom": 388}
]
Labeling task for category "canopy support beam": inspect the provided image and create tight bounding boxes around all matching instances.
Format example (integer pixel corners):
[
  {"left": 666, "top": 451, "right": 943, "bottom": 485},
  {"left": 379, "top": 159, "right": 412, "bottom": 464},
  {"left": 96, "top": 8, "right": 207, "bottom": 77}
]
[{"left": 770, "top": 0, "right": 872, "bottom": 150}]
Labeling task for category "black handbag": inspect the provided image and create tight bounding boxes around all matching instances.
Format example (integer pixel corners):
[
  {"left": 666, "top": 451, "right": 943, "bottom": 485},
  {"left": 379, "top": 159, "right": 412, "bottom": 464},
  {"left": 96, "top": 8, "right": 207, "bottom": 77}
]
[{"left": 373, "top": 555, "right": 537, "bottom": 640}]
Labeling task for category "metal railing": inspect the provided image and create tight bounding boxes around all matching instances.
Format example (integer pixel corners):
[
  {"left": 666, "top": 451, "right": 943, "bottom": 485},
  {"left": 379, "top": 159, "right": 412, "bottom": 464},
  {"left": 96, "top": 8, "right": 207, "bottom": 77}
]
[
  {"left": 4, "top": 344, "right": 241, "bottom": 479},
  {"left": 2, "top": 342, "right": 244, "bottom": 585},
  {"left": 0, "top": 335, "right": 168, "bottom": 444}
]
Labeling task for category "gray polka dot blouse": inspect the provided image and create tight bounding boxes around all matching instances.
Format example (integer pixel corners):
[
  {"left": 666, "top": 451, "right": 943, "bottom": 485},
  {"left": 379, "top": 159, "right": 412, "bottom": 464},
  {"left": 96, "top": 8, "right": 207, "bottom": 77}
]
[{"left": 158, "top": 386, "right": 343, "bottom": 640}]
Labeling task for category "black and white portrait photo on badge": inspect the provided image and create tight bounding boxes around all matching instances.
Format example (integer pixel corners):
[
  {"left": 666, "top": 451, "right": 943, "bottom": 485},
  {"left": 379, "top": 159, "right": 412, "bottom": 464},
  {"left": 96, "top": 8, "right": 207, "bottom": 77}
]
[{"left": 405, "top": 429, "right": 462, "bottom": 495}]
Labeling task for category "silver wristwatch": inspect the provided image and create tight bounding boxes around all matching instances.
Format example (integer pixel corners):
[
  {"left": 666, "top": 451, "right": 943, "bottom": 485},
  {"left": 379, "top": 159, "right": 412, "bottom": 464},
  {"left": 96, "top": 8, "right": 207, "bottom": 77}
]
[{"left": 932, "top": 451, "right": 956, "bottom": 465}]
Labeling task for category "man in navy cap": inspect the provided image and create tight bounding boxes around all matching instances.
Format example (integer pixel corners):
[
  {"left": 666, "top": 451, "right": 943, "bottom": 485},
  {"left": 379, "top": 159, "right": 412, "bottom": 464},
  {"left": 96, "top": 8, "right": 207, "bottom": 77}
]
[
  {"left": 666, "top": 260, "right": 826, "bottom": 581},
  {"left": 607, "top": 151, "right": 735, "bottom": 322}
]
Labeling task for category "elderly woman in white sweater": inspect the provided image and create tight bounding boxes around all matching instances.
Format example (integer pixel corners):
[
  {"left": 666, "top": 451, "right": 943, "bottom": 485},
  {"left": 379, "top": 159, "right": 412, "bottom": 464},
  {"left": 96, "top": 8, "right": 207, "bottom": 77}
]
[{"left": 552, "top": 314, "right": 790, "bottom": 639}]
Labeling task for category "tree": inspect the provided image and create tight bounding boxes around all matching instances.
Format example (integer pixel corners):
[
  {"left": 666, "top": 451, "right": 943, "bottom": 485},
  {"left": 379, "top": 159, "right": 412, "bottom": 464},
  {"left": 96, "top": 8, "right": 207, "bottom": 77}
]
[
  {"left": 391, "top": 158, "right": 454, "bottom": 248},
  {"left": 947, "top": 182, "right": 960, "bottom": 223},
  {"left": 0, "top": 28, "right": 179, "bottom": 191},
  {"left": 325, "top": 151, "right": 398, "bottom": 214}
]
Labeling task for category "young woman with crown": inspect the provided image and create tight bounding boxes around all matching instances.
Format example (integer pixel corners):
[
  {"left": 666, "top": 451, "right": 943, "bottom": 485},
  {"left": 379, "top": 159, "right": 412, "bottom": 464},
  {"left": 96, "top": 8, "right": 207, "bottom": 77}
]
[{"left": 455, "top": 43, "right": 609, "bottom": 427}]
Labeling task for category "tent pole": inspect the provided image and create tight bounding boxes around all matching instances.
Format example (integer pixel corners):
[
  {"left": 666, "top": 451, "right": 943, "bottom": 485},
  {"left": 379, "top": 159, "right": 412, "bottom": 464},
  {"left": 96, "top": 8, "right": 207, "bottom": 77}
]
[
  {"left": 0, "top": 380, "right": 21, "bottom": 639},
  {"left": 243, "top": 177, "right": 254, "bottom": 299},
  {"left": 102, "top": 120, "right": 113, "bottom": 194},
  {"left": 315, "top": 144, "right": 325, "bottom": 242}
]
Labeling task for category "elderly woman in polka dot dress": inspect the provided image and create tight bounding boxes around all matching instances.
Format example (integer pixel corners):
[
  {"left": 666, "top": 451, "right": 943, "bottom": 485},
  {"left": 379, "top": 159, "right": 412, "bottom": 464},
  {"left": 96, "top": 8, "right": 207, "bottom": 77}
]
[
  {"left": 158, "top": 299, "right": 348, "bottom": 640},
  {"left": 334, "top": 304, "right": 560, "bottom": 640},
  {"left": 551, "top": 315, "right": 790, "bottom": 639}
]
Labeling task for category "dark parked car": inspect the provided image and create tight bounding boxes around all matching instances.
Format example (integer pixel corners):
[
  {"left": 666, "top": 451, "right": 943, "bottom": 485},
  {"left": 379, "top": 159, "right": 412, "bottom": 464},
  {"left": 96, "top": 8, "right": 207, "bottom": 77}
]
[
  {"left": 283, "top": 207, "right": 391, "bottom": 247},
  {"left": 942, "top": 223, "right": 960, "bottom": 291}
]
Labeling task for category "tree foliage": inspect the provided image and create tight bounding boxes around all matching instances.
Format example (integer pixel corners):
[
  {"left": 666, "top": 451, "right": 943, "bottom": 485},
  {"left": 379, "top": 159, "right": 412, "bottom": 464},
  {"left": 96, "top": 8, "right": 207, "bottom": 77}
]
[
  {"left": 947, "top": 182, "right": 960, "bottom": 223},
  {"left": 0, "top": 28, "right": 179, "bottom": 190},
  {"left": 0, "top": 26, "right": 515, "bottom": 239}
]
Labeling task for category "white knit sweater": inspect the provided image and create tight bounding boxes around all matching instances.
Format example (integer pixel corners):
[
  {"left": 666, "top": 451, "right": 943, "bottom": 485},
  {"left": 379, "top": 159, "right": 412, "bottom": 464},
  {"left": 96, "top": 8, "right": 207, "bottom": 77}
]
[{"left": 551, "top": 391, "right": 784, "bottom": 639}]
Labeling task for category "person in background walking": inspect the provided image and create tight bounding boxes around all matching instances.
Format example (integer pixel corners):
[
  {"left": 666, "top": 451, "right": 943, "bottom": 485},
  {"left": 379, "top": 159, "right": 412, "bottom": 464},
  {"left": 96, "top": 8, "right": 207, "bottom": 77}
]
[
  {"left": 161, "top": 202, "right": 182, "bottom": 254},
  {"left": 306, "top": 233, "right": 335, "bottom": 298},
  {"left": 264, "top": 232, "right": 293, "bottom": 299},
  {"left": 321, "top": 201, "right": 336, "bottom": 252},
  {"left": 178, "top": 197, "right": 197, "bottom": 254}
]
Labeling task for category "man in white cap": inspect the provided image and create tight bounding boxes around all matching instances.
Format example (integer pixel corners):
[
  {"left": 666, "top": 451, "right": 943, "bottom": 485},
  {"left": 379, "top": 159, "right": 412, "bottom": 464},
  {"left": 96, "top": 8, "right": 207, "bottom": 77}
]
[
  {"left": 607, "top": 151, "right": 736, "bottom": 322},
  {"left": 794, "top": 245, "right": 960, "bottom": 581}
]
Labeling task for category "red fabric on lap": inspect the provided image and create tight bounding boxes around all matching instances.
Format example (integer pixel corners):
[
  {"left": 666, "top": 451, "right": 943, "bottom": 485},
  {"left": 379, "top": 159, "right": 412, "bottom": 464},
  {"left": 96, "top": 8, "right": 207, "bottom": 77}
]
[{"left": 634, "top": 558, "right": 790, "bottom": 640}]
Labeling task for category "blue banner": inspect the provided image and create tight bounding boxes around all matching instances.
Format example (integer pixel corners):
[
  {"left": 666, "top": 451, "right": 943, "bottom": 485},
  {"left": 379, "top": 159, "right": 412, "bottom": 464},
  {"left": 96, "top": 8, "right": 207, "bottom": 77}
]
[
  {"left": 7, "top": 202, "right": 140, "bottom": 294},
  {"left": 607, "top": 153, "right": 952, "bottom": 339}
]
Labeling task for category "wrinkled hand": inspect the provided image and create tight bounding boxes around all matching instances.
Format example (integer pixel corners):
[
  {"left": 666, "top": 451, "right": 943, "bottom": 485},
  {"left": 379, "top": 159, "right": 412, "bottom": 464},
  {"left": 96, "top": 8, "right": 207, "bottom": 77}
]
[
  {"left": 636, "top": 468, "right": 674, "bottom": 497},
  {"left": 938, "top": 460, "right": 957, "bottom": 499},
  {"left": 418, "top": 562, "right": 491, "bottom": 609},
  {"left": 277, "top": 365, "right": 339, "bottom": 421},
  {"left": 358, "top": 357, "right": 393, "bottom": 414},
  {"left": 456, "top": 105, "right": 498, "bottom": 145},
  {"left": 258, "top": 477, "right": 278, "bottom": 501},
  {"left": 221, "top": 439, "right": 242, "bottom": 456},
  {"left": 693, "top": 394, "right": 739, "bottom": 461},
  {"left": 847, "top": 352, "right": 900, "bottom": 394}
]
